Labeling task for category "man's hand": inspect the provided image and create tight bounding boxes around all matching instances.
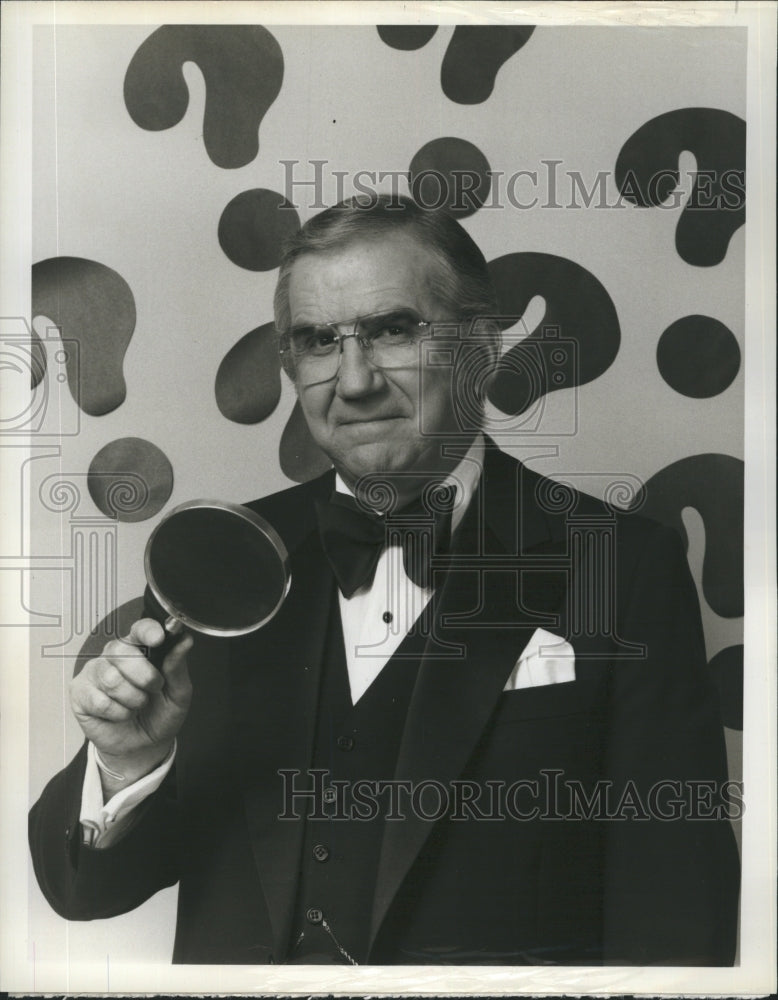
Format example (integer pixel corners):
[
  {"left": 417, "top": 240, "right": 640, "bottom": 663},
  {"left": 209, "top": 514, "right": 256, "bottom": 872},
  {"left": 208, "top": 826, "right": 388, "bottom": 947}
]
[{"left": 70, "top": 618, "right": 193, "bottom": 793}]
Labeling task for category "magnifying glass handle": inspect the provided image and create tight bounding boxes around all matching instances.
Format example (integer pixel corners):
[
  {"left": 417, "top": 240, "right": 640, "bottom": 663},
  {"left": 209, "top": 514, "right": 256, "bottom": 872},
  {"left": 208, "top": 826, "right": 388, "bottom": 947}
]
[{"left": 149, "top": 616, "right": 187, "bottom": 663}]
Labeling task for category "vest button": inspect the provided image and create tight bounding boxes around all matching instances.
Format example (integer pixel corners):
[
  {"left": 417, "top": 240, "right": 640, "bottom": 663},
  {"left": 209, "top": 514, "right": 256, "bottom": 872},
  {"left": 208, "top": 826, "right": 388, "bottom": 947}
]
[
  {"left": 313, "top": 844, "right": 330, "bottom": 862},
  {"left": 306, "top": 907, "right": 323, "bottom": 925},
  {"left": 337, "top": 735, "right": 354, "bottom": 751},
  {"left": 382, "top": 610, "right": 393, "bottom": 623}
]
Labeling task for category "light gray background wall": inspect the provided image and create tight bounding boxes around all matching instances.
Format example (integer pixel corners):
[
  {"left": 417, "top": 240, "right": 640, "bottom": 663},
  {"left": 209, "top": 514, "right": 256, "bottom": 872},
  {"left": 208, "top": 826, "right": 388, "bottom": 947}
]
[{"left": 28, "top": 24, "right": 745, "bottom": 971}]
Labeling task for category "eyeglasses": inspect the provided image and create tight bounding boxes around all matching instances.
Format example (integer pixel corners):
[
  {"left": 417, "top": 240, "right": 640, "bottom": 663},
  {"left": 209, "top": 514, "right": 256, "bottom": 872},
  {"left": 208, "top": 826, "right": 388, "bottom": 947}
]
[{"left": 278, "top": 308, "right": 439, "bottom": 386}]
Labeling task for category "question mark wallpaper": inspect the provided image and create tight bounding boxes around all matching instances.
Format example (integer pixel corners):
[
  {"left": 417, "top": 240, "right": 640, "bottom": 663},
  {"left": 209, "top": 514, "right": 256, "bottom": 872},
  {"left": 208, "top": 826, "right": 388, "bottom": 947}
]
[{"left": 7, "top": 2, "right": 764, "bottom": 985}]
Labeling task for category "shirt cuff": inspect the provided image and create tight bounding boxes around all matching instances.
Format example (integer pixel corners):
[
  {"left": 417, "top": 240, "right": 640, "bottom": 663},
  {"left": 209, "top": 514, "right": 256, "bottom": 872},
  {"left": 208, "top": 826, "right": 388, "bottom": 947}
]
[{"left": 80, "top": 740, "right": 176, "bottom": 849}]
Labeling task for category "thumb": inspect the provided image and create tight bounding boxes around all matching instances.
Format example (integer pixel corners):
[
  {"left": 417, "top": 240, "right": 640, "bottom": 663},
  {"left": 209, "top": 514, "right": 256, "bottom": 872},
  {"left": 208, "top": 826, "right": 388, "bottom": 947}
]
[
  {"left": 126, "top": 617, "right": 165, "bottom": 648},
  {"left": 161, "top": 632, "right": 194, "bottom": 703}
]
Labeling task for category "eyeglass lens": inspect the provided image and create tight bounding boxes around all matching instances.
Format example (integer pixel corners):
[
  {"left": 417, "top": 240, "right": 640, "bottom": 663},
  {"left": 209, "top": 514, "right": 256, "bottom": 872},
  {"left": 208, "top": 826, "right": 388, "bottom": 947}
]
[{"left": 288, "top": 309, "right": 431, "bottom": 384}]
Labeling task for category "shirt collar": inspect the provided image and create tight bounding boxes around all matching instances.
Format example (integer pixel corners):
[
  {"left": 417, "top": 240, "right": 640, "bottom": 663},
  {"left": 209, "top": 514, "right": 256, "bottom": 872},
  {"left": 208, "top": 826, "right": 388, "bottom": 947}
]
[{"left": 334, "top": 432, "right": 485, "bottom": 536}]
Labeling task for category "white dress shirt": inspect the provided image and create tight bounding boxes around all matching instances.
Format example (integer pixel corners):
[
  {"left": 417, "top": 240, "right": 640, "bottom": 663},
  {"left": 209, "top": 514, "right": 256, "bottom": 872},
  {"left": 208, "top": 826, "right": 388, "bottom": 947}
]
[
  {"left": 336, "top": 434, "right": 483, "bottom": 702},
  {"left": 81, "top": 740, "right": 176, "bottom": 848},
  {"left": 80, "top": 435, "right": 485, "bottom": 847}
]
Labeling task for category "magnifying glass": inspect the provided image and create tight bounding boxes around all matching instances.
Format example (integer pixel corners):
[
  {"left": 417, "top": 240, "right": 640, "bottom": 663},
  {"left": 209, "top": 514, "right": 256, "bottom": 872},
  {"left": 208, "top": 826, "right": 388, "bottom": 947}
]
[{"left": 143, "top": 499, "right": 291, "bottom": 639}]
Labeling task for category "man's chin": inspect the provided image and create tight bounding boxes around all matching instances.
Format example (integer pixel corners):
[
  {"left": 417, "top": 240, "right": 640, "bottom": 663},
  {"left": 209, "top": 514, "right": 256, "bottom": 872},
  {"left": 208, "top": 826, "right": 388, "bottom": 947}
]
[
  {"left": 330, "top": 439, "right": 463, "bottom": 500},
  {"left": 330, "top": 439, "right": 424, "bottom": 485}
]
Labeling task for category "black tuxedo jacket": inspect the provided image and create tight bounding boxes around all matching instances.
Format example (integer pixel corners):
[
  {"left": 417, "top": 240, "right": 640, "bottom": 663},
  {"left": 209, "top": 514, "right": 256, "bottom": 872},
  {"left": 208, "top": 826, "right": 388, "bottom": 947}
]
[{"left": 29, "top": 442, "right": 740, "bottom": 965}]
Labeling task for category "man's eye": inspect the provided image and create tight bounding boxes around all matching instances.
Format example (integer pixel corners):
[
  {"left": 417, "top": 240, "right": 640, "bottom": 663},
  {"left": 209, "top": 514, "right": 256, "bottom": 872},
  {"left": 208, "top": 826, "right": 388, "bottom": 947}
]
[
  {"left": 372, "top": 321, "right": 414, "bottom": 343},
  {"left": 293, "top": 329, "right": 337, "bottom": 354}
]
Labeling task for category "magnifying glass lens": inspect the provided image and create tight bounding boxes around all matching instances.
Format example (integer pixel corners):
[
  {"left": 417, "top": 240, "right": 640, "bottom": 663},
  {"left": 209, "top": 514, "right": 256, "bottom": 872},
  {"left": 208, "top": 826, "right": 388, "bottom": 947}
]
[{"left": 148, "top": 506, "right": 287, "bottom": 632}]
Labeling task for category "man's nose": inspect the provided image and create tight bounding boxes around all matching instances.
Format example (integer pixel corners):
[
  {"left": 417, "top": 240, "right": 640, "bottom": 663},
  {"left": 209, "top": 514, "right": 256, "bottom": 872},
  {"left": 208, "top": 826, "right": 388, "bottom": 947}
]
[{"left": 335, "top": 337, "right": 384, "bottom": 398}]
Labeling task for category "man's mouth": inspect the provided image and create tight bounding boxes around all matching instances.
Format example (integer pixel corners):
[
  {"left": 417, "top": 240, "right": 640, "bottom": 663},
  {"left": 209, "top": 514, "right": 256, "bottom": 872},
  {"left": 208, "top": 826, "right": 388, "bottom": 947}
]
[{"left": 337, "top": 415, "right": 405, "bottom": 426}]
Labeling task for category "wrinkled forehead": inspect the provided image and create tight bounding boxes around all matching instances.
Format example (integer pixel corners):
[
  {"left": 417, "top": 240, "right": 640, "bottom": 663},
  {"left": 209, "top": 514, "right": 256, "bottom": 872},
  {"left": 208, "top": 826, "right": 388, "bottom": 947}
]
[{"left": 287, "top": 233, "right": 450, "bottom": 326}]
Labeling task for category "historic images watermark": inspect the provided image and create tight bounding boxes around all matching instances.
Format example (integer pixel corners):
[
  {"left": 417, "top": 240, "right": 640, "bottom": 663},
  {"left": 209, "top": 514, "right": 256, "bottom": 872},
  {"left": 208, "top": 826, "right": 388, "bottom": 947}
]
[
  {"left": 279, "top": 768, "right": 744, "bottom": 823},
  {"left": 280, "top": 158, "right": 746, "bottom": 214}
]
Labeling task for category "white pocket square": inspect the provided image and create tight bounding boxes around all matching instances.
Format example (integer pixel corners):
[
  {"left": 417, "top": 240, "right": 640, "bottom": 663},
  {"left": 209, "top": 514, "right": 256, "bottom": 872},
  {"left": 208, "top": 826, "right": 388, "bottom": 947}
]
[{"left": 503, "top": 628, "right": 576, "bottom": 691}]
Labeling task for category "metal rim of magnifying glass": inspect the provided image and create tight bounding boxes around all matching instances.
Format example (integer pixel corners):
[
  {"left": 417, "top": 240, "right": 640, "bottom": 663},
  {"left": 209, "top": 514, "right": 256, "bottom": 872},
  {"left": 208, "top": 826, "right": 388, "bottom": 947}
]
[{"left": 144, "top": 498, "right": 292, "bottom": 638}]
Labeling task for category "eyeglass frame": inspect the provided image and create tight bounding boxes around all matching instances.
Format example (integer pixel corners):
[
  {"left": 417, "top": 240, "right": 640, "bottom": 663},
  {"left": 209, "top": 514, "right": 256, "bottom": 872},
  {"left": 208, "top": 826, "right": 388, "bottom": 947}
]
[{"left": 277, "top": 308, "right": 463, "bottom": 385}]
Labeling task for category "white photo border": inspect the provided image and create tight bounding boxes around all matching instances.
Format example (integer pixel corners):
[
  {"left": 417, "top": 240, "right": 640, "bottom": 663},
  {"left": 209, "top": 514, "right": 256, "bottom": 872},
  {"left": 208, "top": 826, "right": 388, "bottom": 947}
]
[{"left": 1, "top": 1, "right": 775, "bottom": 995}]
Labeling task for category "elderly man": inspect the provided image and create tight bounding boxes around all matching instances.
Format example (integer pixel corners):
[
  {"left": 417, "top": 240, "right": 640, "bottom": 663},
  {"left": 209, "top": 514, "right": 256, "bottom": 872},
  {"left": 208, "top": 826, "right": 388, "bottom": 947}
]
[{"left": 30, "top": 196, "right": 739, "bottom": 966}]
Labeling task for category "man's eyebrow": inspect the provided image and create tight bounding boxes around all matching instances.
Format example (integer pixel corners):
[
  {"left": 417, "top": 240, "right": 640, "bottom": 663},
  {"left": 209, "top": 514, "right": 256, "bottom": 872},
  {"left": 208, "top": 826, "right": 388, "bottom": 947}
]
[
  {"left": 289, "top": 318, "right": 327, "bottom": 330},
  {"left": 291, "top": 305, "right": 420, "bottom": 328}
]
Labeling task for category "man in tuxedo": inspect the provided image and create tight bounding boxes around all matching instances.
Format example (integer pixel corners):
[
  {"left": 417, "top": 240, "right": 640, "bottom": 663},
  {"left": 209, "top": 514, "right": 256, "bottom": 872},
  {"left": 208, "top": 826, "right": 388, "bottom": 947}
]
[{"left": 29, "top": 196, "right": 740, "bottom": 966}]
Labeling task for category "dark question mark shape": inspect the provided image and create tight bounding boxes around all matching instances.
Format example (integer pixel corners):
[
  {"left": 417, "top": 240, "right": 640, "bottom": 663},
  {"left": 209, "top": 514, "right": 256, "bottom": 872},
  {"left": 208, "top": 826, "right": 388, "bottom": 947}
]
[
  {"left": 637, "top": 453, "right": 743, "bottom": 618},
  {"left": 218, "top": 189, "right": 301, "bottom": 271},
  {"left": 279, "top": 400, "right": 331, "bottom": 484},
  {"left": 377, "top": 24, "right": 535, "bottom": 104},
  {"left": 124, "top": 25, "right": 284, "bottom": 169},
  {"left": 408, "top": 137, "right": 492, "bottom": 217},
  {"left": 708, "top": 645, "right": 743, "bottom": 730},
  {"left": 615, "top": 108, "right": 745, "bottom": 267},
  {"left": 486, "top": 252, "right": 621, "bottom": 416},
  {"left": 88, "top": 437, "right": 174, "bottom": 523},
  {"left": 377, "top": 26, "right": 438, "bottom": 50},
  {"left": 442, "top": 25, "right": 535, "bottom": 103},
  {"left": 32, "top": 256, "right": 136, "bottom": 417},
  {"left": 215, "top": 321, "right": 282, "bottom": 424},
  {"left": 657, "top": 314, "right": 741, "bottom": 398}
]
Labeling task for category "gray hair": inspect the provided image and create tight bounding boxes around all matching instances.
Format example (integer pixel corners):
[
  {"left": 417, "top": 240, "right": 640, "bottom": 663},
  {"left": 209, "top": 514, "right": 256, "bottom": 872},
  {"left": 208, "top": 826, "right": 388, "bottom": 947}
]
[{"left": 273, "top": 195, "right": 501, "bottom": 413}]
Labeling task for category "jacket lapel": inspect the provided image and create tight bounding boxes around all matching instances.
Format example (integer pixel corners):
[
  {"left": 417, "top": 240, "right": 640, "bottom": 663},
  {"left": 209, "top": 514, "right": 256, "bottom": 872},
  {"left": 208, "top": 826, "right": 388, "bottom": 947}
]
[
  {"left": 232, "top": 473, "right": 335, "bottom": 960},
  {"left": 369, "top": 443, "right": 566, "bottom": 951}
]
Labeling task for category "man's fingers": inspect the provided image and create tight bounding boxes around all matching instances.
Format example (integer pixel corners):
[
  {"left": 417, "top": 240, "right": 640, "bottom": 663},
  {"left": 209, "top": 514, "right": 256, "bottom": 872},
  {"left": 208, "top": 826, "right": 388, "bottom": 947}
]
[
  {"left": 161, "top": 633, "right": 194, "bottom": 704},
  {"left": 78, "top": 685, "right": 135, "bottom": 722},
  {"left": 102, "top": 617, "right": 164, "bottom": 659},
  {"left": 100, "top": 648, "right": 165, "bottom": 693},
  {"left": 70, "top": 629, "right": 193, "bottom": 742},
  {"left": 93, "top": 660, "right": 150, "bottom": 710},
  {"left": 103, "top": 636, "right": 144, "bottom": 659}
]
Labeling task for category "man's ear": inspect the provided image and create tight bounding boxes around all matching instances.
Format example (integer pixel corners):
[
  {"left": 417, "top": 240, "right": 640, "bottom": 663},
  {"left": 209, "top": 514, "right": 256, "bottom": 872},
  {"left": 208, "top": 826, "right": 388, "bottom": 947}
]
[
  {"left": 277, "top": 330, "right": 298, "bottom": 383},
  {"left": 469, "top": 316, "right": 502, "bottom": 371},
  {"left": 452, "top": 316, "right": 501, "bottom": 421}
]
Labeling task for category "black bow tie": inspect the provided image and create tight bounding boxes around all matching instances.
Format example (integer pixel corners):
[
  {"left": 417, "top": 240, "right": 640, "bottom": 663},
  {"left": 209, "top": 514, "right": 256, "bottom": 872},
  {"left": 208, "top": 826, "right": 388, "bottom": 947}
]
[{"left": 315, "top": 487, "right": 456, "bottom": 598}]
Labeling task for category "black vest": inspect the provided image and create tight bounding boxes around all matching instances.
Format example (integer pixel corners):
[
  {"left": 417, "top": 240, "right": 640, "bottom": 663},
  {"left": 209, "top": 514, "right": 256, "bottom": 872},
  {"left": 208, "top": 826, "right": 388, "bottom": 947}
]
[{"left": 288, "top": 584, "right": 429, "bottom": 964}]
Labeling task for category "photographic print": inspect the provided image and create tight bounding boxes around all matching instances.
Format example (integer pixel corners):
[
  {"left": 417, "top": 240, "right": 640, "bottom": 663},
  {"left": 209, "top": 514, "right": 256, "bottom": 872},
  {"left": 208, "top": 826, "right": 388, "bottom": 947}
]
[{"left": 1, "top": 1, "right": 774, "bottom": 995}]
